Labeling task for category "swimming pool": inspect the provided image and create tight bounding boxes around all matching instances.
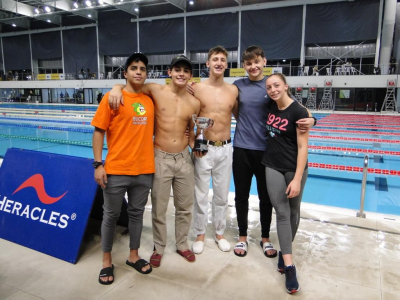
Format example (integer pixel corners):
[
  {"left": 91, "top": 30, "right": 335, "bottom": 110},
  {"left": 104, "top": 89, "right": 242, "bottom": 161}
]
[{"left": 1, "top": 103, "right": 399, "bottom": 216}]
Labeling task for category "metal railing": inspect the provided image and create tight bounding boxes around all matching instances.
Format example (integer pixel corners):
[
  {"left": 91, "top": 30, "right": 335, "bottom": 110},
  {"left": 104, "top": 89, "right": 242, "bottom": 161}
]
[
  {"left": 2, "top": 63, "right": 399, "bottom": 81},
  {"left": 357, "top": 155, "right": 369, "bottom": 218}
]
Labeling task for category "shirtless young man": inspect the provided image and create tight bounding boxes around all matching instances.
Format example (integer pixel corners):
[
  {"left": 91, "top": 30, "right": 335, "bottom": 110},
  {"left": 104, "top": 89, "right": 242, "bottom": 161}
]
[
  {"left": 109, "top": 55, "right": 201, "bottom": 267},
  {"left": 191, "top": 46, "right": 238, "bottom": 254}
]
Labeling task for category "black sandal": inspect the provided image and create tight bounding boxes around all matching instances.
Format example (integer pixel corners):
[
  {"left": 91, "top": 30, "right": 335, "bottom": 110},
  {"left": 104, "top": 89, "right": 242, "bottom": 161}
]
[
  {"left": 98, "top": 264, "right": 114, "bottom": 285},
  {"left": 126, "top": 259, "right": 152, "bottom": 274}
]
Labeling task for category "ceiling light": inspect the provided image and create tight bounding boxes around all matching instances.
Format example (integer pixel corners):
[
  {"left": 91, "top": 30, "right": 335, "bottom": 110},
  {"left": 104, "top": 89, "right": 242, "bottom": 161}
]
[
  {"left": 47, "top": 19, "right": 51, "bottom": 23},
  {"left": 88, "top": 14, "right": 92, "bottom": 18},
  {"left": 98, "top": 0, "right": 103, "bottom": 4},
  {"left": 34, "top": 8, "right": 39, "bottom": 14},
  {"left": 85, "top": 0, "right": 92, "bottom": 7},
  {"left": 189, "top": 1, "right": 194, "bottom": 5},
  {"left": 73, "top": 2, "right": 78, "bottom": 8},
  {"left": 44, "top": 6, "right": 51, "bottom": 12},
  {"left": 12, "top": 23, "right": 16, "bottom": 27},
  {"left": 134, "top": 7, "right": 139, "bottom": 12}
]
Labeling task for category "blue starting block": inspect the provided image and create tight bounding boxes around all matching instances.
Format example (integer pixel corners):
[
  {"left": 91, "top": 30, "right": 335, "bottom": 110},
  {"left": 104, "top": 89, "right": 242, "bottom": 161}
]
[{"left": 0, "top": 148, "right": 98, "bottom": 263}]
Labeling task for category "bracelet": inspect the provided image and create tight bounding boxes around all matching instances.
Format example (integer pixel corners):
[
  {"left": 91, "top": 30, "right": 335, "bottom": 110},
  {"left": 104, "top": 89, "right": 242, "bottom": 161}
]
[{"left": 311, "top": 116, "right": 317, "bottom": 126}]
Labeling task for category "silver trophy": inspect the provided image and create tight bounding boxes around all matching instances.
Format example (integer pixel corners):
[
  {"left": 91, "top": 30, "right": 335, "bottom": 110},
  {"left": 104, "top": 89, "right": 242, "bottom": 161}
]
[{"left": 192, "top": 114, "right": 214, "bottom": 153}]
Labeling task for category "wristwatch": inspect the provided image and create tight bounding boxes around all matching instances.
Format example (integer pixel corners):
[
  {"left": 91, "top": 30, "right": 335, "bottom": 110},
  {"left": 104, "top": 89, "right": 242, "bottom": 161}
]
[
  {"left": 93, "top": 161, "right": 103, "bottom": 169},
  {"left": 311, "top": 117, "right": 317, "bottom": 126}
]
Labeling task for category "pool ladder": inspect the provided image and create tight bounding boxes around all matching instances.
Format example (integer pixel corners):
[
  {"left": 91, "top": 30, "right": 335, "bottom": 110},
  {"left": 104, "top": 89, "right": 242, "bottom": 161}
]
[{"left": 357, "top": 155, "right": 368, "bottom": 218}]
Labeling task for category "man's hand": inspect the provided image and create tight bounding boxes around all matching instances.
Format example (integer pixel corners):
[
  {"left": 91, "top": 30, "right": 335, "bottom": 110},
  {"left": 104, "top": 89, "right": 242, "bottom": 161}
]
[
  {"left": 193, "top": 150, "right": 207, "bottom": 158},
  {"left": 109, "top": 85, "right": 124, "bottom": 110},
  {"left": 94, "top": 167, "right": 107, "bottom": 189},
  {"left": 186, "top": 82, "right": 195, "bottom": 96},
  {"left": 185, "top": 127, "right": 190, "bottom": 140},
  {"left": 296, "top": 117, "right": 314, "bottom": 133}
]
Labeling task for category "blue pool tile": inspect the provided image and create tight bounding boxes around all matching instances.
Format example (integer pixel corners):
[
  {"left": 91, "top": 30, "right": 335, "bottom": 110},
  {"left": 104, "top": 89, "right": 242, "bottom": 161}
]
[
  {"left": 374, "top": 156, "right": 384, "bottom": 163},
  {"left": 375, "top": 177, "right": 388, "bottom": 191}
]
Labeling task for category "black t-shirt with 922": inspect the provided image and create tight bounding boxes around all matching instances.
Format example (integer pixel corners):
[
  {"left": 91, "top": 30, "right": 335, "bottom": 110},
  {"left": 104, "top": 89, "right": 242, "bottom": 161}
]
[{"left": 262, "top": 100, "right": 309, "bottom": 173}]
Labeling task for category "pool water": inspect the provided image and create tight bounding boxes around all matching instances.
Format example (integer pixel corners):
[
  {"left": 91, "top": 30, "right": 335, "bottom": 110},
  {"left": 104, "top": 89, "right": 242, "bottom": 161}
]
[{"left": 0, "top": 104, "right": 399, "bottom": 216}]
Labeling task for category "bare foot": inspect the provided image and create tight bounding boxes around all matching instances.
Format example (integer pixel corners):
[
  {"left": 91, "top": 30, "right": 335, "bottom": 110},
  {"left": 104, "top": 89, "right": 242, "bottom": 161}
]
[
  {"left": 215, "top": 233, "right": 225, "bottom": 240},
  {"left": 101, "top": 252, "right": 113, "bottom": 283},
  {"left": 262, "top": 238, "right": 277, "bottom": 256},
  {"left": 127, "top": 256, "right": 151, "bottom": 273},
  {"left": 234, "top": 236, "right": 247, "bottom": 256},
  {"left": 129, "top": 250, "right": 151, "bottom": 273},
  {"left": 196, "top": 234, "right": 205, "bottom": 242}
]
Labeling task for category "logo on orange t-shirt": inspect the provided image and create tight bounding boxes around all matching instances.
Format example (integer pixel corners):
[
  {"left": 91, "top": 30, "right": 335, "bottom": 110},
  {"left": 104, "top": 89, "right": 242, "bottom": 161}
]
[
  {"left": 132, "top": 103, "right": 146, "bottom": 115},
  {"left": 132, "top": 102, "right": 148, "bottom": 125}
]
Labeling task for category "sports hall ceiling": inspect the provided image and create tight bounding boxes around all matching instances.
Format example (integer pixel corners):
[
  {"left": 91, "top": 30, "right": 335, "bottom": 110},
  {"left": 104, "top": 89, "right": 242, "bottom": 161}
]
[{"left": 0, "top": 0, "right": 356, "bottom": 33}]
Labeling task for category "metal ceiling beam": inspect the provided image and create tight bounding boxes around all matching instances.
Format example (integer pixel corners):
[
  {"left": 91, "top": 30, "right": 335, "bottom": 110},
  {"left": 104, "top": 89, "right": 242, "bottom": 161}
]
[
  {"left": 165, "top": 0, "right": 186, "bottom": 11},
  {"left": 0, "top": 22, "right": 96, "bottom": 37},
  {"left": 114, "top": 2, "right": 139, "bottom": 17},
  {"left": 40, "top": 0, "right": 99, "bottom": 21},
  {"left": 0, "top": 0, "right": 35, "bottom": 17},
  {"left": 234, "top": 0, "right": 242, "bottom": 5},
  {"left": 0, "top": 16, "right": 31, "bottom": 28},
  {"left": 54, "top": 0, "right": 73, "bottom": 11},
  {"left": 34, "top": 13, "right": 62, "bottom": 25},
  {"left": 130, "top": 0, "right": 352, "bottom": 22},
  {"left": 71, "top": 8, "right": 98, "bottom": 20}
]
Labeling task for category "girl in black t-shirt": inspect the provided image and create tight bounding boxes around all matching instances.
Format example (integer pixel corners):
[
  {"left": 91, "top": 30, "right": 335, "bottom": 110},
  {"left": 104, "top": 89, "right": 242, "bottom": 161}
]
[{"left": 262, "top": 73, "right": 309, "bottom": 294}]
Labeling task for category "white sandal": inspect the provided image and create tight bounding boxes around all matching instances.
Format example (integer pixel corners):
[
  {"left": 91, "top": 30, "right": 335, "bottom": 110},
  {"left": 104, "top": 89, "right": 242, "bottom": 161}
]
[
  {"left": 234, "top": 241, "right": 248, "bottom": 257},
  {"left": 260, "top": 241, "right": 277, "bottom": 258}
]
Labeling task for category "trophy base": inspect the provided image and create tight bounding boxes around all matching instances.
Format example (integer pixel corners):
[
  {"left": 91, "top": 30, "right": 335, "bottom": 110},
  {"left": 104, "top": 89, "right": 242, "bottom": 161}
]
[{"left": 194, "top": 139, "right": 208, "bottom": 153}]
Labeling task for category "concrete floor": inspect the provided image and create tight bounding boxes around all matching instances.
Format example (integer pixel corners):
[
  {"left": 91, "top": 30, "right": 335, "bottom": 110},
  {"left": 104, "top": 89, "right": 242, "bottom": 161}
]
[{"left": 1, "top": 193, "right": 400, "bottom": 300}]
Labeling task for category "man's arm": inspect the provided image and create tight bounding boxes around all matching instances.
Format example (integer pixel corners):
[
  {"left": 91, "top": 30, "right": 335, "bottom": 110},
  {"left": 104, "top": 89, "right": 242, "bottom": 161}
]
[
  {"left": 109, "top": 84, "right": 125, "bottom": 110},
  {"left": 232, "top": 97, "right": 239, "bottom": 120},
  {"left": 296, "top": 108, "right": 315, "bottom": 133},
  {"left": 108, "top": 83, "right": 158, "bottom": 110},
  {"left": 189, "top": 118, "right": 196, "bottom": 150},
  {"left": 92, "top": 127, "right": 107, "bottom": 188},
  {"left": 186, "top": 81, "right": 196, "bottom": 96},
  {"left": 231, "top": 84, "right": 239, "bottom": 120}
]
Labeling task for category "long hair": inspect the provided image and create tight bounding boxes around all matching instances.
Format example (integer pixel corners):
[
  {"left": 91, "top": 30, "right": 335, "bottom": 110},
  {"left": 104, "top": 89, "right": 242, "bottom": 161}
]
[{"left": 268, "top": 73, "right": 291, "bottom": 97}]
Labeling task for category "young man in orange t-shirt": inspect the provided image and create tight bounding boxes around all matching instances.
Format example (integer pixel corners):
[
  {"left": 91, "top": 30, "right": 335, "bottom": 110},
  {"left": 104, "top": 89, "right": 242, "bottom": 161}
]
[{"left": 91, "top": 53, "right": 155, "bottom": 285}]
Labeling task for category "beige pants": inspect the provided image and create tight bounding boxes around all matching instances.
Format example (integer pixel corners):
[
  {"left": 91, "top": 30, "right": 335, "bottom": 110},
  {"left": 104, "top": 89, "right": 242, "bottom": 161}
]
[{"left": 151, "top": 147, "right": 194, "bottom": 254}]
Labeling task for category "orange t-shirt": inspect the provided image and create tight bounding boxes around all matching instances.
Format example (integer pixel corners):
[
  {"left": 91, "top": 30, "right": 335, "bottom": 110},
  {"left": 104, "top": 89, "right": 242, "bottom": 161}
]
[{"left": 91, "top": 91, "right": 155, "bottom": 175}]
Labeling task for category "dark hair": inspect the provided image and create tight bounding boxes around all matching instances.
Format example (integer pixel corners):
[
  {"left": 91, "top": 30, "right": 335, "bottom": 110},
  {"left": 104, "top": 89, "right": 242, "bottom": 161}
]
[
  {"left": 242, "top": 45, "right": 265, "bottom": 62},
  {"left": 208, "top": 45, "right": 228, "bottom": 60},
  {"left": 267, "top": 73, "right": 291, "bottom": 97}
]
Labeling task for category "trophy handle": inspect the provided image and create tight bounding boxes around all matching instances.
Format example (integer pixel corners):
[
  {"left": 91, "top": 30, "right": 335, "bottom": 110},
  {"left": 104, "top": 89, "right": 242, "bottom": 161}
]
[{"left": 192, "top": 114, "right": 198, "bottom": 124}]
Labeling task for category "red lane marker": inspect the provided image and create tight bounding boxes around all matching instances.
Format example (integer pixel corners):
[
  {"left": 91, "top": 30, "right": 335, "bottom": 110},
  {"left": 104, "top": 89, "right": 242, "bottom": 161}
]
[
  {"left": 307, "top": 163, "right": 400, "bottom": 176},
  {"left": 314, "top": 124, "right": 400, "bottom": 131}
]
